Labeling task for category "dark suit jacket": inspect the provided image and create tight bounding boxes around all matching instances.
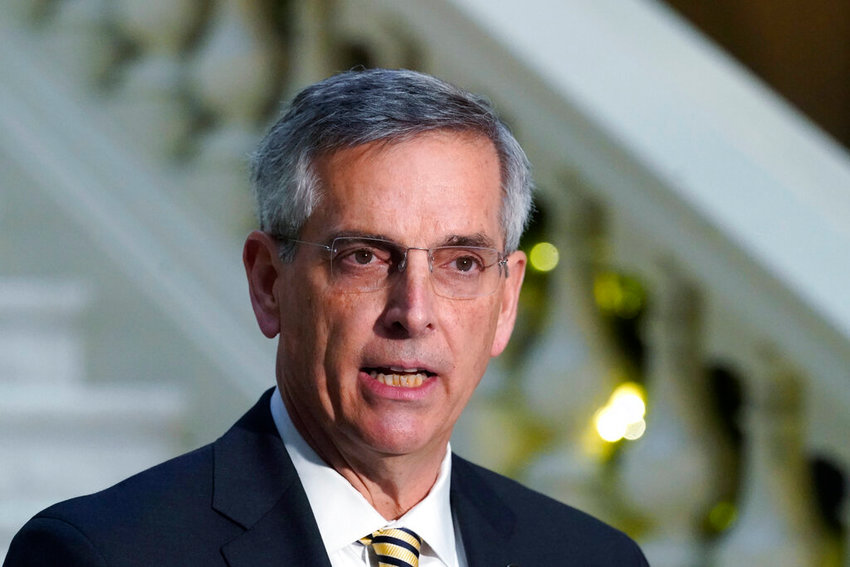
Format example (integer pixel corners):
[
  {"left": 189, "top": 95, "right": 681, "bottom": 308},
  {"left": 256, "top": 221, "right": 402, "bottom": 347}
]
[{"left": 5, "top": 389, "right": 648, "bottom": 566}]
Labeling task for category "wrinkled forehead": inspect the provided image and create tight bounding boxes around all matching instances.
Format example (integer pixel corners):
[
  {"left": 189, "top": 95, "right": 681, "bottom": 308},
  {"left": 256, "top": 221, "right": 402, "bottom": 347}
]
[{"left": 304, "top": 132, "right": 505, "bottom": 247}]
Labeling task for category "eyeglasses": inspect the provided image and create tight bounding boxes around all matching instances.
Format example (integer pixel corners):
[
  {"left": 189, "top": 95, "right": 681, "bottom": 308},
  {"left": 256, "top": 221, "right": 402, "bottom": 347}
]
[{"left": 287, "top": 236, "right": 508, "bottom": 299}]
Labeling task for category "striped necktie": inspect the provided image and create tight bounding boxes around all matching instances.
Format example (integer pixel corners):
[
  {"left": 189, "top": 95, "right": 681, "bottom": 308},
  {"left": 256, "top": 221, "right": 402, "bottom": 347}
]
[{"left": 360, "top": 527, "right": 422, "bottom": 567}]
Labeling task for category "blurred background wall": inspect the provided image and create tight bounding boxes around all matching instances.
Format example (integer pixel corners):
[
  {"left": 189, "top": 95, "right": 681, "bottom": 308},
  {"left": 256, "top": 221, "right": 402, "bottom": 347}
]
[{"left": 1, "top": 1, "right": 848, "bottom": 565}]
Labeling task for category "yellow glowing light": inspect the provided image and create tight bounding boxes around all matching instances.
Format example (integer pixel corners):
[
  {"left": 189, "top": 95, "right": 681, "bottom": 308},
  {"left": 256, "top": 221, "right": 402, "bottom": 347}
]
[
  {"left": 609, "top": 383, "right": 646, "bottom": 422},
  {"left": 529, "top": 242, "right": 559, "bottom": 272},
  {"left": 623, "top": 419, "right": 647, "bottom": 440},
  {"left": 594, "top": 382, "right": 648, "bottom": 443},
  {"left": 707, "top": 502, "right": 738, "bottom": 533},
  {"left": 593, "top": 272, "right": 645, "bottom": 318},
  {"left": 593, "top": 273, "right": 623, "bottom": 312},
  {"left": 594, "top": 407, "right": 627, "bottom": 442}
]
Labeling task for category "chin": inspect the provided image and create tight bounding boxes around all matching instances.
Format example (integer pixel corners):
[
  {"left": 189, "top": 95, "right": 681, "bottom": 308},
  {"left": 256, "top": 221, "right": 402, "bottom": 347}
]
[{"left": 358, "top": 419, "right": 441, "bottom": 457}]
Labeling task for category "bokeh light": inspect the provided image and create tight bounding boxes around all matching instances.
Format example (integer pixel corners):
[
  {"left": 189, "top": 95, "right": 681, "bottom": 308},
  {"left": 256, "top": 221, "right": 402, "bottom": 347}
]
[
  {"left": 529, "top": 242, "right": 559, "bottom": 272},
  {"left": 707, "top": 501, "right": 738, "bottom": 533},
  {"left": 623, "top": 420, "right": 647, "bottom": 441},
  {"left": 610, "top": 382, "right": 646, "bottom": 422},
  {"left": 593, "top": 272, "right": 645, "bottom": 318},
  {"left": 594, "top": 382, "right": 647, "bottom": 443},
  {"left": 595, "top": 406, "right": 627, "bottom": 442}
]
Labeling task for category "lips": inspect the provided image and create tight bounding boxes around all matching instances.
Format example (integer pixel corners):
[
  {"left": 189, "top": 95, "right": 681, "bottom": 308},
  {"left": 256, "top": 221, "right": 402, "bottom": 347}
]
[{"left": 364, "top": 366, "right": 435, "bottom": 388}]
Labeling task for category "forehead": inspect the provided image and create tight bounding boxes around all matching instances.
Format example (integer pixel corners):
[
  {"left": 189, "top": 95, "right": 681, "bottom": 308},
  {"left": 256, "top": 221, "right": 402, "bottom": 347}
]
[{"left": 305, "top": 131, "right": 504, "bottom": 247}]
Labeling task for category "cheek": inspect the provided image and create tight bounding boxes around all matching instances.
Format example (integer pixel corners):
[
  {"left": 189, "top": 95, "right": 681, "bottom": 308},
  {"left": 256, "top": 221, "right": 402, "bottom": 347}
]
[
  {"left": 446, "top": 299, "right": 502, "bottom": 366},
  {"left": 278, "top": 282, "right": 329, "bottom": 376},
  {"left": 319, "top": 293, "right": 376, "bottom": 372}
]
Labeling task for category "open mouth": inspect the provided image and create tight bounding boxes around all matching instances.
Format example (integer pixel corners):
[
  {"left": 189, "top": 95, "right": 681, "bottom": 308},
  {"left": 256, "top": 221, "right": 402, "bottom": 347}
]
[{"left": 364, "top": 366, "right": 435, "bottom": 388}]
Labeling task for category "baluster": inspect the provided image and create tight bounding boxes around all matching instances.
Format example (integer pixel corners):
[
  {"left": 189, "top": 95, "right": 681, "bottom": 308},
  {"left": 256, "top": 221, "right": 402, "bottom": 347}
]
[
  {"left": 713, "top": 355, "right": 825, "bottom": 566},
  {"left": 45, "top": 0, "right": 116, "bottom": 87},
  {"left": 286, "top": 0, "right": 335, "bottom": 96},
  {"left": 619, "top": 263, "right": 729, "bottom": 567},
  {"left": 186, "top": 0, "right": 282, "bottom": 237},
  {"left": 519, "top": 189, "right": 621, "bottom": 520},
  {"left": 112, "top": 0, "right": 203, "bottom": 157},
  {"left": 332, "top": 0, "right": 414, "bottom": 69}
]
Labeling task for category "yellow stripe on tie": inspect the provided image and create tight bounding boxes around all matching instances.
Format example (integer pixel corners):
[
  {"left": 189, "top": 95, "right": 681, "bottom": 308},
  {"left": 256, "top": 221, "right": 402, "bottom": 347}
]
[{"left": 360, "top": 527, "right": 422, "bottom": 567}]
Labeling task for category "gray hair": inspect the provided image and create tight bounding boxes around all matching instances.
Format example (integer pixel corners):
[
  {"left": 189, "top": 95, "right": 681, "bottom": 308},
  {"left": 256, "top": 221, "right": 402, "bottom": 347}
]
[{"left": 250, "top": 68, "right": 533, "bottom": 258}]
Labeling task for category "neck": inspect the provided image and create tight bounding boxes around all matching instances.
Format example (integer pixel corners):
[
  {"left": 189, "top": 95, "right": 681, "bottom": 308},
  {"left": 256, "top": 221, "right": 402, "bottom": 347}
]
[
  {"left": 334, "top": 450, "right": 444, "bottom": 520},
  {"left": 282, "top": 392, "right": 446, "bottom": 520}
]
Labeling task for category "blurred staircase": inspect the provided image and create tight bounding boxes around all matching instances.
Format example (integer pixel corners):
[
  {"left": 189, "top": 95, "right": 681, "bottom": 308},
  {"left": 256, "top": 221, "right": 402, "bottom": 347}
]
[{"left": 0, "top": 278, "right": 185, "bottom": 557}]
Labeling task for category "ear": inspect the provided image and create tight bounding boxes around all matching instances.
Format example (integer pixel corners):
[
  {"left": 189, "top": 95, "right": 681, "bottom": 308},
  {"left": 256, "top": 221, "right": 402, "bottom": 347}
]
[
  {"left": 243, "top": 231, "right": 284, "bottom": 338},
  {"left": 490, "top": 250, "right": 526, "bottom": 357}
]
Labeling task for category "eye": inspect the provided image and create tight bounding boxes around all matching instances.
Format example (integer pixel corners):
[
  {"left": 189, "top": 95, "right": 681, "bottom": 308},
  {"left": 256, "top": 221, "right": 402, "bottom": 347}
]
[
  {"left": 352, "top": 248, "right": 376, "bottom": 265},
  {"left": 453, "top": 255, "right": 479, "bottom": 272},
  {"left": 332, "top": 239, "right": 393, "bottom": 270},
  {"left": 338, "top": 246, "right": 381, "bottom": 266},
  {"left": 435, "top": 248, "right": 487, "bottom": 274}
]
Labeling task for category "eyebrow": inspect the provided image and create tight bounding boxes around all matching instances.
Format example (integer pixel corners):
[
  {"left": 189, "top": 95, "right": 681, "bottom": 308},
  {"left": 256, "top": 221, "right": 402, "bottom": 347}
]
[
  {"left": 325, "top": 230, "right": 498, "bottom": 249},
  {"left": 443, "top": 233, "right": 496, "bottom": 249},
  {"left": 327, "top": 230, "right": 393, "bottom": 242}
]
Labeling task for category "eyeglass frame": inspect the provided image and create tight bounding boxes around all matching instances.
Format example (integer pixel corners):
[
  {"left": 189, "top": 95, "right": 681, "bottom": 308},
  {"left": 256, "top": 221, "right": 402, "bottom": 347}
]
[{"left": 278, "top": 235, "right": 510, "bottom": 299}]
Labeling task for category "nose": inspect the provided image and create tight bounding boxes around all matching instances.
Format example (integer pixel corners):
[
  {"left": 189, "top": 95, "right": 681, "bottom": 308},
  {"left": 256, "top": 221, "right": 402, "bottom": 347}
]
[{"left": 380, "top": 249, "right": 436, "bottom": 337}]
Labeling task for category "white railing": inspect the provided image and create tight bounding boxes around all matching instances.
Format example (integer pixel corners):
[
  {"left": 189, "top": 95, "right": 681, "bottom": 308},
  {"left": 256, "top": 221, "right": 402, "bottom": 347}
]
[{"left": 1, "top": 0, "right": 847, "bottom": 565}]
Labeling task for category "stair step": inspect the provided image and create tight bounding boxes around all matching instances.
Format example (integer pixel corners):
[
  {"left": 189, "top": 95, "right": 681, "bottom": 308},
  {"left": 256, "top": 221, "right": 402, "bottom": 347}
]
[
  {"left": 0, "top": 382, "right": 184, "bottom": 427},
  {"left": 1, "top": 383, "right": 188, "bottom": 557}
]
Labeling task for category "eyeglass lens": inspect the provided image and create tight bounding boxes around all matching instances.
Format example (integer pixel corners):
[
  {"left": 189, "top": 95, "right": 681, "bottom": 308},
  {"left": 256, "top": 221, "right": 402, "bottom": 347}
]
[{"left": 328, "top": 237, "right": 504, "bottom": 299}]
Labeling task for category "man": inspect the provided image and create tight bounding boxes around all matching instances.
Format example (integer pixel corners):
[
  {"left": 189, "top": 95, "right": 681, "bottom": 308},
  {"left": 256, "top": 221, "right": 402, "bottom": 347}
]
[{"left": 5, "top": 69, "right": 648, "bottom": 566}]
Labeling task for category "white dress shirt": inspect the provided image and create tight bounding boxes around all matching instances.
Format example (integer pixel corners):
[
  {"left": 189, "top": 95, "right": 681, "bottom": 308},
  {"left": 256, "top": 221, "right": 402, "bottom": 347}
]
[{"left": 270, "top": 388, "right": 468, "bottom": 567}]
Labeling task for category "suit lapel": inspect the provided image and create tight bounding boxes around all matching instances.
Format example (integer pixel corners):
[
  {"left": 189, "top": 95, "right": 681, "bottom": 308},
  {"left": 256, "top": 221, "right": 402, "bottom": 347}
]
[
  {"left": 212, "top": 389, "right": 332, "bottom": 567},
  {"left": 220, "top": 485, "right": 330, "bottom": 567},
  {"left": 451, "top": 455, "right": 519, "bottom": 567}
]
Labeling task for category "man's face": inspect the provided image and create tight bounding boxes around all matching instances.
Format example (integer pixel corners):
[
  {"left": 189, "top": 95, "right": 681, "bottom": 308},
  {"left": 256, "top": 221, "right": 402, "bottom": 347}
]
[{"left": 249, "top": 131, "right": 525, "bottom": 466}]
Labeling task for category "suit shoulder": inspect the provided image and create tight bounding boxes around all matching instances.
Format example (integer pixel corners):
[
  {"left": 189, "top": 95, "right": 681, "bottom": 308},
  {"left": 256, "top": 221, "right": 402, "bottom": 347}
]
[
  {"left": 4, "top": 516, "right": 108, "bottom": 567},
  {"left": 6, "top": 443, "right": 235, "bottom": 566},
  {"left": 40, "top": 442, "right": 215, "bottom": 521}
]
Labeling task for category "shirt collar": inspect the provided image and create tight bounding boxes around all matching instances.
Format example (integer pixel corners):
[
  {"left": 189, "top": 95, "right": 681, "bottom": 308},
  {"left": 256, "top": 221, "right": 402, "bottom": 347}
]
[{"left": 270, "top": 387, "right": 457, "bottom": 563}]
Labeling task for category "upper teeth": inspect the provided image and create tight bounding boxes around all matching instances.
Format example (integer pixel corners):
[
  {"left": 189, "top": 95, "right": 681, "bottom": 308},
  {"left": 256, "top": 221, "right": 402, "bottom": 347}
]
[{"left": 369, "top": 369, "right": 427, "bottom": 387}]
